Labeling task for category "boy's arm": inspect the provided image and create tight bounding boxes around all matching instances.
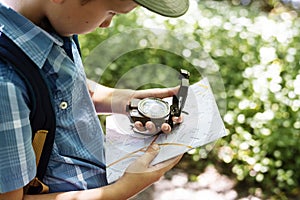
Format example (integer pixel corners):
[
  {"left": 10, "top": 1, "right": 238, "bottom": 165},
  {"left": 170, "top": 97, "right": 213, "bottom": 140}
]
[
  {"left": 87, "top": 79, "right": 179, "bottom": 114},
  {"left": 0, "top": 144, "right": 182, "bottom": 200}
]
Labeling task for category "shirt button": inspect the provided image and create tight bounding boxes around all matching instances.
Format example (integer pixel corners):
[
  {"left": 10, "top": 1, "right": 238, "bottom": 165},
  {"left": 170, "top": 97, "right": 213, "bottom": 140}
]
[{"left": 59, "top": 101, "right": 68, "bottom": 110}]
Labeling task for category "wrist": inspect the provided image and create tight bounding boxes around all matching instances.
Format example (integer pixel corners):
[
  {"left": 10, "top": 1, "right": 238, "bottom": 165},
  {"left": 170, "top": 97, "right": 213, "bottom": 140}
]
[
  {"left": 91, "top": 84, "right": 115, "bottom": 113},
  {"left": 112, "top": 173, "right": 149, "bottom": 199}
]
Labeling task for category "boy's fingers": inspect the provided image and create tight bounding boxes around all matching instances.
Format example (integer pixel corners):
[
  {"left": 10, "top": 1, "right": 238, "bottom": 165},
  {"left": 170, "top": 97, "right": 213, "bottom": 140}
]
[
  {"left": 133, "top": 86, "right": 179, "bottom": 99},
  {"left": 133, "top": 122, "right": 159, "bottom": 135},
  {"left": 145, "top": 122, "right": 158, "bottom": 134},
  {"left": 138, "top": 144, "right": 160, "bottom": 166},
  {"left": 161, "top": 123, "right": 171, "bottom": 133},
  {"left": 134, "top": 121, "right": 146, "bottom": 131},
  {"left": 126, "top": 144, "right": 160, "bottom": 173},
  {"left": 134, "top": 115, "right": 184, "bottom": 135},
  {"left": 172, "top": 116, "right": 183, "bottom": 124}
]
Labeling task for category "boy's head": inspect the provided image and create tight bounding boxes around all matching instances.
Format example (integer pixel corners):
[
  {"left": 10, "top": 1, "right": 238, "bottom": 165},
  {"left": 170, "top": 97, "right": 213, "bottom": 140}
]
[{"left": 44, "top": 0, "right": 189, "bottom": 36}]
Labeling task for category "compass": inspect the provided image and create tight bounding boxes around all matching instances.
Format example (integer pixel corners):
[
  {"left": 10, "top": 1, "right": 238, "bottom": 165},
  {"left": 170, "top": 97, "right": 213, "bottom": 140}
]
[{"left": 126, "top": 69, "right": 190, "bottom": 133}]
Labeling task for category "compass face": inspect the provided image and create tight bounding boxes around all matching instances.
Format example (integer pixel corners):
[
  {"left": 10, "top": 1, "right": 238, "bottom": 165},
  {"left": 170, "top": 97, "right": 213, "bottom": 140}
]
[{"left": 138, "top": 98, "right": 170, "bottom": 119}]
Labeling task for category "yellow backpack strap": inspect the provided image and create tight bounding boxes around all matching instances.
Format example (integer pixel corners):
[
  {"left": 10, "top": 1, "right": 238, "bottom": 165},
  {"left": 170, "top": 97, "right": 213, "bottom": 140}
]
[
  {"left": 24, "top": 130, "right": 50, "bottom": 194},
  {"left": 32, "top": 130, "right": 48, "bottom": 166}
]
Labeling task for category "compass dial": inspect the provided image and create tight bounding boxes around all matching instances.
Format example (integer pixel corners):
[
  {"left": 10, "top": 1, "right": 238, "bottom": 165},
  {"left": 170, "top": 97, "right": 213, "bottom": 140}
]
[{"left": 138, "top": 98, "right": 170, "bottom": 119}]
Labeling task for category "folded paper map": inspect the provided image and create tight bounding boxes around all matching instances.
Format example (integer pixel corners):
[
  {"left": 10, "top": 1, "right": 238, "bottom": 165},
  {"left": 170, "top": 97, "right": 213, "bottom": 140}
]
[{"left": 105, "top": 78, "right": 227, "bottom": 183}]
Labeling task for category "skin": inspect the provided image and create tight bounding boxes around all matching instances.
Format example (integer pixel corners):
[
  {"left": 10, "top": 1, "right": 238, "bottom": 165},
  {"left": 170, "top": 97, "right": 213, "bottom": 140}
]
[{"left": 0, "top": 0, "right": 183, "bottom": 199}]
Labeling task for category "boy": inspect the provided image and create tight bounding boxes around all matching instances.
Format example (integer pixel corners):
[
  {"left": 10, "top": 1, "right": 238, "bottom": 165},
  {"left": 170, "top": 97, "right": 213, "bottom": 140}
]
[{"left": 0, "top": 0, "right": 189, "bottom": 199}]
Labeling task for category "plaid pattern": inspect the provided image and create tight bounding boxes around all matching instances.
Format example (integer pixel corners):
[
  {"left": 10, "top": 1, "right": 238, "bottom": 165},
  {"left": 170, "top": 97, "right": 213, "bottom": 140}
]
[{"left": 0, "top": 3, "right": 107, "bottom": 193}]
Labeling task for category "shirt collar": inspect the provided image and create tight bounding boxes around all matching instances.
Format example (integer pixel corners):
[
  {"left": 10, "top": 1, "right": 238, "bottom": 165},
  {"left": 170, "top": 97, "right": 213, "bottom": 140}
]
[{"left": 0, "top": 3, "right": 63, "bottom": 68}]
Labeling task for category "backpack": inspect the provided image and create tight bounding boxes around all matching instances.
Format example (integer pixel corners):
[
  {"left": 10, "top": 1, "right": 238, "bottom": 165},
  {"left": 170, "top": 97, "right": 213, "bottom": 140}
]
[{"left": 0, "top": 32, "right": 80, "bottom": 194}]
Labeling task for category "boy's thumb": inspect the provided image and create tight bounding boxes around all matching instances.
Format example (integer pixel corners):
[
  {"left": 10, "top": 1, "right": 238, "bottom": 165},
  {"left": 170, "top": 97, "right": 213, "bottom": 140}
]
[
  {"left": 140, "top": 144, "right": 160, "bottom": 165},
  {"left": 147, "top": 143, "right": 160, "bottom": 153}
]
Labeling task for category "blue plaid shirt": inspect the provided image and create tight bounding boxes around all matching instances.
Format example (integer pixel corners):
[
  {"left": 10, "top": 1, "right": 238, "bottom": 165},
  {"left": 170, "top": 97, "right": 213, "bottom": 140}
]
[{"left": 0, "top": 3, "right": 107, "bottom": 193}]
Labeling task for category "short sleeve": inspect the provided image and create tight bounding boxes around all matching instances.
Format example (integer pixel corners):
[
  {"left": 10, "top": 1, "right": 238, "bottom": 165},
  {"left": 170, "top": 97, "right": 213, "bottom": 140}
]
[{"left": 0, "top": 81, "right": 36, "bottom": 193}]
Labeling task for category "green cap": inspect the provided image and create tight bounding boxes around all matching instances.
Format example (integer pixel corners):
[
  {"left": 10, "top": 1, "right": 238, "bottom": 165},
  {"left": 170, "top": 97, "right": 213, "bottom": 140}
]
[{"left": 133, "top": 0, "right": 189, "bottom": 17}]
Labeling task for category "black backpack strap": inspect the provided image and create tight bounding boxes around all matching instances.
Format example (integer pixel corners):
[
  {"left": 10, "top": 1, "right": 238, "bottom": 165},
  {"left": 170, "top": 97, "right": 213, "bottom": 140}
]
[{"left": 0, "top": 33, "right": 56, "bottom": 190}]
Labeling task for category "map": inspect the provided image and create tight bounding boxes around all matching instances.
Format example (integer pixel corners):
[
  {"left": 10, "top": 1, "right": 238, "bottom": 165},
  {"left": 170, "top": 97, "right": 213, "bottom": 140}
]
[{"left": 105, "top": 78, "right": 227, "bottom": 183}]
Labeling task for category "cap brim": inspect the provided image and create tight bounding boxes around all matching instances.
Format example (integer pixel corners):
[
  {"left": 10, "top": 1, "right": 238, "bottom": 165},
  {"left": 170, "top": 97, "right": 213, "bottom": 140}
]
[{"left": 134, "top": 0, "right": 189, "bottom": 17}]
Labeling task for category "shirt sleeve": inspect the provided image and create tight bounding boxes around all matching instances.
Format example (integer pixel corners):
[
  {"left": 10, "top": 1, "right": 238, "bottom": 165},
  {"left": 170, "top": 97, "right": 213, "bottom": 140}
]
[{"left": 0, "top": 81, "right": 36, "bottom": 193}]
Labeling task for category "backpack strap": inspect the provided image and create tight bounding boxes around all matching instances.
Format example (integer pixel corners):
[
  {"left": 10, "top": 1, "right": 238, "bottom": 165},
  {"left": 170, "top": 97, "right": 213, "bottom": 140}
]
[{"left": 0, "top": 33, "right": 56, "bottom": 194}]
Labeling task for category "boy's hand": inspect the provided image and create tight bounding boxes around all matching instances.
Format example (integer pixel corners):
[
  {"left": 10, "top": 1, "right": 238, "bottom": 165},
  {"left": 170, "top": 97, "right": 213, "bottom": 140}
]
[{"left": 116, "top": 144, "right": 182, "bottom": 198}]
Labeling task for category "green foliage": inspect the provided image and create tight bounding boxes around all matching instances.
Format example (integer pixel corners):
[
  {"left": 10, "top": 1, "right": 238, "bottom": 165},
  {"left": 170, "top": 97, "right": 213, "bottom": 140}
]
[
  {"left": 195, "top": 1, "right": 300, "bottom": 198},
  {"left": 80, "top": 1, "right": 300, "bottom": 198}
]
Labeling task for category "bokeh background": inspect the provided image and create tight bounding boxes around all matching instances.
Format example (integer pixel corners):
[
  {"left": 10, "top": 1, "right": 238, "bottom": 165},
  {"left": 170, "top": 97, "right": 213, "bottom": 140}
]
[{"left": 79, "top": 0, "right": 300, "bottom": 199}]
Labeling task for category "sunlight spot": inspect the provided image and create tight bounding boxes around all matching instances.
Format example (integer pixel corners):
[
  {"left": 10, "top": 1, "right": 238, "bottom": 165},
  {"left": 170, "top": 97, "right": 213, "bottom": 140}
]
[{"left": 259, "top": 47, "right": 277, "bottom": 64}]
